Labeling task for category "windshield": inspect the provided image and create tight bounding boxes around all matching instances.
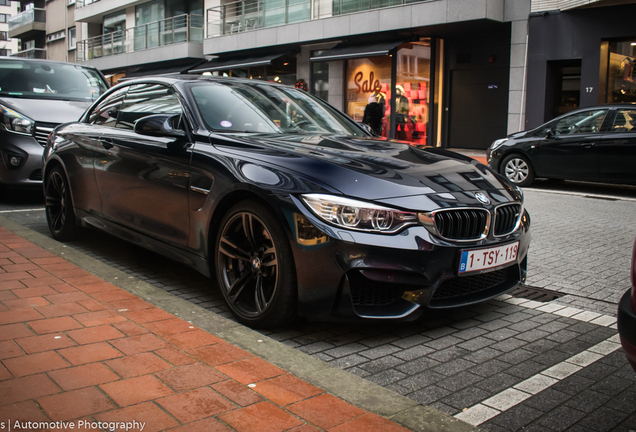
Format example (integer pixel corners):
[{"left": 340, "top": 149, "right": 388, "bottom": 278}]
[
  {"left": 187, "top": 80, "right": 366, "bottom": 136},
  {"left": 0, "top": 60, "right": 108, "bottom": 101}
]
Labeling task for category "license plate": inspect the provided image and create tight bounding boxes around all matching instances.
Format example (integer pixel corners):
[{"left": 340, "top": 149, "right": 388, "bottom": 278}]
[{"left": 459, "top": 242, "right": 519, "bottom": 274}]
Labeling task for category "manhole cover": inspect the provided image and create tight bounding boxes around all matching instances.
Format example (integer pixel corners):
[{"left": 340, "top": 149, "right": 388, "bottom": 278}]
[{"left": 510, "top": 285, "right": 563, "bottom": 302}]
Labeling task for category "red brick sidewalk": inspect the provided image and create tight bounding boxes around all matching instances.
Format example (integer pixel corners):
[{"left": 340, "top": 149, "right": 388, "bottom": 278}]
[{"left": 0, "top": 227, "right": 412, "bottom": 432}]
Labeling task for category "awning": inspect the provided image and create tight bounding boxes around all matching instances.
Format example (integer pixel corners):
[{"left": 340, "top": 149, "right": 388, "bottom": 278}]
[
  {"left": 188, "top": 53, "right": 288, "bottom": 73},
  {"left": 310, "top": 40, "right": 407, "bottom": 62},
  {"left": 121, "top": 59, "right": 206, "bottom": 79}
]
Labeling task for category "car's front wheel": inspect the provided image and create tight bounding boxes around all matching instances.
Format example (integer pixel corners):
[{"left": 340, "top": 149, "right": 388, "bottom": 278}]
[
  {"left": 214, "top": 201, "right": 297, "bottom": 328},
  {"left": 501, "top": 154, "right": 535, "bottom": 187},
  {"left": 45, "top": 166, "right": 79, "bottom": 241}
]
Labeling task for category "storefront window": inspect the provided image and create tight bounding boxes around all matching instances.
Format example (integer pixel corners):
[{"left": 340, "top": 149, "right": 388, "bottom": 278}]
[
  {"left": 345, "top": 56, "right": 391, "bottom": 135},
  {"left": 607, "top": 41, "right": 636, "bottom": 103},
  {"left": 395, "top": 41, "right": 430, "bottom": 144},
  {"left": 312, "top": 59, "right": 329, "bottom": 102}
]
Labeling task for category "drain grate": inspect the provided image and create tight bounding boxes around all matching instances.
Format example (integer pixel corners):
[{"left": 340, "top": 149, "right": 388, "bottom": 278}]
[{"left": 509, "top": 285, "right": 563, "bottom": 302}]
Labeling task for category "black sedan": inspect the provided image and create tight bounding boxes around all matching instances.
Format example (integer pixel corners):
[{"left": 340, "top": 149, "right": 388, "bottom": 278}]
[
  {"left": 487, "top": 104, "right": 636, "bottom": 187},
  {"left": 618, "top": 238, "right": 636, "bottom": 372},
  {"left": 43, "top": 76, "right": 530, "bottom": 328}
]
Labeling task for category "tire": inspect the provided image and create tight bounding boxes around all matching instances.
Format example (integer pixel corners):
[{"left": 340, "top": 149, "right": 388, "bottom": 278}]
[
  {"left": 500, "top": 154, "right": 535, "bottom": 187},
  {"left": 214, "top": 201, "right": 297, "bottom": 328},
  {"left": 44, "top": 166, "right": 79, "bottom": 241}
]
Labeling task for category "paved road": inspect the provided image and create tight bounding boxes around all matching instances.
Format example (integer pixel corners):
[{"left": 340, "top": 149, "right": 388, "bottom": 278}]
[{"left": 1, "top": 182, "right": 635, "bottom": 431}]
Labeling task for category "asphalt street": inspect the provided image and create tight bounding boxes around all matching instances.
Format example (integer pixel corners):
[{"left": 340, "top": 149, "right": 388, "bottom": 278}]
[{"left": 1, "top": 180, "right": 636, "bottom": 431}]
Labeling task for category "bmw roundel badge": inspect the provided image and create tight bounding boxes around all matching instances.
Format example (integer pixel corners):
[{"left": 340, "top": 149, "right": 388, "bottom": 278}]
[{"left": 475, "top": 192, "right": 490, "bottom": 205}]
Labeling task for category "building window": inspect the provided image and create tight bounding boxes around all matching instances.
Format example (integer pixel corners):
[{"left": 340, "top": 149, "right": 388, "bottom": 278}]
[
  {"left": 47, "top": 30, "right": 66, "bottom": 43},
  {"left": 68, "top": 0, "right": 76, "bottom": 5},
  {"left": 0, "top": 31, "right": 8, "bottom": 41},
  {"left": 0, "top": 49, "right": 11, "bottom": 56},
  {"left": 0, "top": 0, "right": 10, "bottom": 6},
  {"left": 68, "top": 27, "right": 76, "bottom": 50},
  {"left": 0, "top": 14, "right": 9, "bottom": 23},
  {"left": 607, "top": 40, "right": 636, "bottom": 103},
  {"left": 23, "top": 40, "right": 35, "bottom": 50}
]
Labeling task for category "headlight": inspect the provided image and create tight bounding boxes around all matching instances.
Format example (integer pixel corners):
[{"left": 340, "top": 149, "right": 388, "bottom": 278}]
[
  {"left": 490, "top": 138, "right": 508, "bottom": 152},
  {"left": 0, "top": 104, "right": 34, "bottom": 135},
  {"left": 301, "top": 194, "right": 418, "bottom": 233}
]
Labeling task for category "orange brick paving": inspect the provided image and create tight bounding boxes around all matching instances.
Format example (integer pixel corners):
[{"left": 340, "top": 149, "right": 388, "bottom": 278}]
[{"left": 0, "top": 227, "right": 412, "bottom": 432}]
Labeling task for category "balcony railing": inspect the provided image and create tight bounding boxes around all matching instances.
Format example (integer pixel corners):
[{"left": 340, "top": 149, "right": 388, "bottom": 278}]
[
  {"left": 12, "top": 48, "right": 47, "bottom": 59},
  {"left": 207, "top": 0, "right": 433, "bottom": 37},
  {"left": 75, "top": 0, "right": 100, "bottom": 9},
  {"left": 8, "top": 8, "right": 46, "bottom": 32},
  {"left": 76, "top": 14, "right": 203, "bottom": 62}
]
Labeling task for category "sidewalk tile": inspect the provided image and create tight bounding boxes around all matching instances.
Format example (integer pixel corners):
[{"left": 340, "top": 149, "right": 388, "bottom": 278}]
[
  {"left": 154, "top": 347, "right": 198, "bottom": 366},
  {"left": 38, "top": 386, "right": 116, "bottom": 421},
  {"left": 2, "top": 263, "right": 40, "bottom": 273},
  {"left": 216, "top": 357, "right": 286, "bottom": 384},
  {"left": 64, "top": 275, "right": 105, "bottom": 287},
  {"left": 44, "top": 291, "right": 91, "bottom": 305},
  {"left": 13, "top": 286, "right": 57, "bottom": 298},
  {"left": 58, "top": 342, "right": 124, "bottom": 365},
  {"left": 66, "top": 324, "right": 126, "bottom": 345},
  {"left": 0, "top": 365, "right": 11, "bottom": 381},
  {"left": 93, "top": 402, "right": 179, "bottom": 432},
  {"left": 142, "top": 317, "right": 197, "bottom": 336},
  {"left": 30, "top": 257, "right": 68, "bottom": 265},
  {"left": 0, "top": 271, "right": 33, "bottom": 283},
  {"left": 75, "top": 282, "right": 120, "bottom": 294},
  {"left": 288, "top": 425, "right": 322, "bottom": 432},
  {"left": 329, "top": 413, "right": 412, "bottom": 432},
  {"left": 218, "top": 401, "right": 304, "bottom": 432},
  {"left": 154, "top": 362, "right": 225, "bottom": 392},
  {"left": 287, "top": 394, "right": 366, "bottom": 429},
  {"left": 36, "top": 302, "right": 88, "bottom": 318},
  {"left": 0, "top": 400, "right": 50, "bottom": 423},
  {"left": 50, "top": 283, "right": 80, "bottom": 293},
  {"left": 0, "top": 373, "right": 61, "bottom": 405},
  {"left": 188, "top": 343, "right": 251, "bottom": 367},
  {"left": 91, "top": 290, "right": 138, "bottom": 303},
  {"left": 167, "top": 417, "right": 231, "bottom": 432},
  {"left": 0, "top": 308, "right": 43, "bottom": 325},
  {"left": 21, "top": 276, "right": 63, "bottom": 288},
  {"left": 0, "top": 340, "right": 23, "bottom": 359},
  {"left": 48, "top": 363, "right": 121, "bottom": 391},
  {"left": 109, "top": 333, "right": 169, "bottom": 355},
  {"left": 0, "top": 291, "right": 17, "bottom": 301},
  {"left": 165, "top": 329, "right": 223, "bottom": 349},
  {"left": 15, "top": 333, "right": 77, "bottom": 354},
  {"left": 252, "top": 374, "right": 323, "bottom": 406},
  {"left": 109, "top": 298, "right": 154, "bottom": 312},
  {"left": 212, "top": 379, "right": 263, "bottom": 407},
  {"left": 105, "top": 352, "right": 172, "bottom": 378},
  {"left": 0, "top": 323, "right": 33, "bottom": 341},
  {"left": 77, "top": 298, "right": 108, "bottom": 311},
  {"left": 122, "top": 307, "right": 175, "bottom": 324},
  {"left": 157, "top": 386, "right": 236, "bottom": 423},
  {"left": 0, "top": 280, "right": 24, "bottom": 291},
  {"left": 2, "top": 296, "right": 50, "bottom": 310},
  {"left": 3, "top": 351, "right": 70, "bottom": 377},
  {"left": 100, "top": 374, "right": 174, "bottom": 406},
  {"left": 28, "top": 316, "right": 83, "bottom": 334},
  {"left": 73, "top": 309, "right": 128, "bottom": 327},
  {"left": 113, "top": 321, "right": 149, "bottom": 336}
]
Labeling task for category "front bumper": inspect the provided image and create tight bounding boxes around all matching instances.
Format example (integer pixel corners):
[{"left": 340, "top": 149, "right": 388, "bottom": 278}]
[
  {"left": 618, "top": 288, "right": 636, "bottom": 372},
  {"left": 285, "top": 197, "right": 531, "bottom": 320},
  {"left": 0, "top": 130, "right": 44, "bottom": 187}
]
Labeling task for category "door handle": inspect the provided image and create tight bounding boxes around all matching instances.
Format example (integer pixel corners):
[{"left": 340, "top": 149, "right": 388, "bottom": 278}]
[
  {"left": 582, "top": 142, "right": 596, "bottom": 148},
  {"left": 100, "top": 139, "right": 114, "bottom": 150}
]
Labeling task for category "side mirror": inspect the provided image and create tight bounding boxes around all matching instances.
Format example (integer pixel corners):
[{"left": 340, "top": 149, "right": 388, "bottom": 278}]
[
  {"left": 545, "top": 127, "right": 557, "bottom": 139},
  {"left": 134, "top": 114, "right": 186, "bottom": 139},
  {"left": 358, "top": 122, "right": 376, "bottom": 136}
]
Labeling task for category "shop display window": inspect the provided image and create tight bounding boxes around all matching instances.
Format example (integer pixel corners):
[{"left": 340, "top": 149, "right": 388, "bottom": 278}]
[{"left": 607, "top": 41, "right": 636, "bottom": 103}]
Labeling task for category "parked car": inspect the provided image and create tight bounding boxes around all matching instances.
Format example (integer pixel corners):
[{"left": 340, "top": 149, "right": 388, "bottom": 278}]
[
  {"left": 0, "top": 58, "right": 108, "bottom": 189},
  {"left": 43, "top": 76, "right": 530, "bottom": 327},
  {"left": 487, "top": 104, "right": 636, "bottom": 187},
  {"left": 618, "top": 238, "right": 636, "bottom": 372}
]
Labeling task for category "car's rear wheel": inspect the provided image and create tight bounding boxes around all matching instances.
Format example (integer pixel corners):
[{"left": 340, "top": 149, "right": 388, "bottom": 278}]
[
  {"left": 501, "top": 154, "right": 535, "bottom": 187},
  {"left": 214, "top": 201, "right": 297, "bottom": 328},
  {"left": 45, "top": 166, "right": 79, "bottom": 241}
]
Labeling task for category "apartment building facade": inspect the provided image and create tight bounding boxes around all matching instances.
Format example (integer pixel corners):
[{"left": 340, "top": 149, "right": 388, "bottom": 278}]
[{"left": 0, "top": 0, "right": 19, "bottom": 56}]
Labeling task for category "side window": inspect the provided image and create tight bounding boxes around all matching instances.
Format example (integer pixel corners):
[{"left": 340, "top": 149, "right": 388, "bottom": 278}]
[
  {"left": 553, "top": 109, "right": 608, "bottom": 135},
  {"left": 609, "top": 109, "right": 636, "bottom": 132},
  {"left": 87, "top": 87, "right": 128, "bottom": 126},
  {"left": 116, "top": 83, "right": 183, "bottom": 131}
]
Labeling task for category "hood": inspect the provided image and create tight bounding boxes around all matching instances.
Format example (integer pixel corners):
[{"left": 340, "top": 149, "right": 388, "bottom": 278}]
[
  {"left": 212, "top": 134, "right": 518, "bottom": 202},
  {"left": 0, "top": 97, "right": 92, "bottom": 124}
]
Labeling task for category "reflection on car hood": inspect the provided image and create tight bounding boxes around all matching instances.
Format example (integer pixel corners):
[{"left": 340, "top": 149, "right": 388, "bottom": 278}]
[
  {"left": 213, "top": 134, "right": 516, "bottom": 201},
  {"left": 0, "top": 97, "right": 92, "bottom": 123}
]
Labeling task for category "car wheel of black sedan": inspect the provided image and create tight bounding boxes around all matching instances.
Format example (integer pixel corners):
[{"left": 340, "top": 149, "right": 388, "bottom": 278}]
[
  {"left": 501, "top": 154, "right": 535, "bottom": 187},
  {"left": 215, "top": 201, "right": 297, "bottom": 328},
  {"left": 45, "top": 166, "right": 79, "bottom": 241}
]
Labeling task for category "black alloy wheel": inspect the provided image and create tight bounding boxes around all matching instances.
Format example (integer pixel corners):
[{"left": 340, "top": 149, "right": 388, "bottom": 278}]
[
  {"left": 215, "top": 201, "right": 297, "bottom": 328},
  {"left": 501, "top": 154, "right": 535, "bottom": 187},
  {"left": 45, "top": 166, "right": 79, "bottom": 241}
]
